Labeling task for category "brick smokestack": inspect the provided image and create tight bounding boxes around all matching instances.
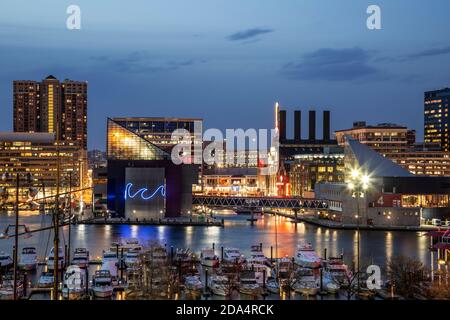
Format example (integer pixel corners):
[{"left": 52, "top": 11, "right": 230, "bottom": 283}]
[
  {"left": 308, "top": 110, "right": 316, "bottom": 142},
  {"left": 294, "top": 110, "right": 301, "bottom": 142}
]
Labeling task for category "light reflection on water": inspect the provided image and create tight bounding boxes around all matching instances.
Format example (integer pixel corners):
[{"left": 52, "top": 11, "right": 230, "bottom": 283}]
[{"left": 0, "top": 213, "right": 434, "bottom": 269}]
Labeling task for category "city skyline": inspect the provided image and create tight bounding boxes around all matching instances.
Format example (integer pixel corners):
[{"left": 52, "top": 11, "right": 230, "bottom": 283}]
[{"left": 1, "top": 0, "right": 450, "bottom": 150}]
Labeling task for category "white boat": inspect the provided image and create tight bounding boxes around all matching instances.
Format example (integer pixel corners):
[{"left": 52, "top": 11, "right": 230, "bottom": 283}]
[
  {"left": 292, "top": 277, "right": 320, "bottom": 296},
  {"left": 239, "top": 271, "right": 261, "bottom": 296},
  {"left": 47, "top": 247, "right": 65, "bottom": 270},
  {"left": 294, "top": 243, "right": 321, "bottom": 269},
  {"left": 150, "top": 246, "right": 168, "bottom": 264},
  {"left": 92, "top": 270, "right": 113, "bottom": 298},
  {"left": 272, "top": 257, "right": 294, "bottom": 287},
  {"left": 101, "top": 260, "right": 119, "bottom": 285},
  {"left": 266, "top": 277, "right": 280, "bottom": 294},
  {"left": 62, "top": 265, "right": 86, "bottom": 299},
  {"left": 223, "top": 247, "right": 245, "bottom": 263},
  {"left": 243, "top": 262, "right": 271, "bottom": 285},
  {"left": 102, "top": 250, "right": 119, "bottom": 265},
  {"left": 248, "top": 245, "right": 270, "bottom": 266},
  {"left": 184, "top": 275, "right": 203, "bottom": 291},
  {"left": 18, "top": 247, "right": 37, "bottom": 271},
  {"left": 0, "top": 273, "right": 23, "bottom": 300},
  {"left": 208, "top": 275, "right": 229, "bottom": 296},
  {"left": 124, "top": 251, "right": 140, "bottom": 268},
  {"left": 325, "top": 281, "right": 340, "bottom": 294},
  {"left": 71, "top": 248, "right": 89, "bottom": 268},
  {"left": 200, "top": 249, "right": 219, "bottom": 268},
  {"left": 291, "top": 268, "right": 320, "bottom": 296},
  {"left": 38, "top": 272, "right": 54, "bottom": 288},
  {"left": 0, "top": 252, "right": 13, "bottom": 269},
  {"left": 323, "top": 257, "right": 352, "bottom": 285}
]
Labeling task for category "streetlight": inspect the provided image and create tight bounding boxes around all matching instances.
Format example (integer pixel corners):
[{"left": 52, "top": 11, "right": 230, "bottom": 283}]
[
  {"left": 347, "top": 168, "right": 371, "bottom": 292},
  {"left": 1, "top": 172, "right": 34, "bottom": 300}
]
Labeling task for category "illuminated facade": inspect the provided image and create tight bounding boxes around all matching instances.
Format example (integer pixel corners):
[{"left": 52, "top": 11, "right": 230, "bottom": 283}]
[
  {"left": 424, "top": 88, "right": 450, "bottom": 152},
  {"left": 335, "top": 122, "right": 415, "bottom": 160},
  {"left": 290, "top": 150, "right": 344, "bottom": 197},
  {"left": 13, "top": 75, "right": 88, "bottom": 150},
  {"left": 111, "top": 117, "right": 202, "bottom": 156},
  {"left": 0, "top": 132, "right": 87, "bottom": 210},
  {"left": 106, "top": 119, "right": 197, "bottom": 218}
]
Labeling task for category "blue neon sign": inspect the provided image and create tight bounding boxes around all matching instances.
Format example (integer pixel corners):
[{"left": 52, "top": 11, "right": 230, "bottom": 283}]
[{"left": 124, "top": 183, "right": 166, "bottom": 201}]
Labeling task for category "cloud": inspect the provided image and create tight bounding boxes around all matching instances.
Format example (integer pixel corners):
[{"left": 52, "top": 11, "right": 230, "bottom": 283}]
[
  {"left": 407, "top": 46, "right": 450, "bottom": 59},
  {"left": 227, "top": 28, "right": 274, "bottom": 41},
  {"left": 281, "top": 47, "right": 385, "bottom": 81},
  {"left": 90, "top": 51, "right": 199, "bottom": 74}
]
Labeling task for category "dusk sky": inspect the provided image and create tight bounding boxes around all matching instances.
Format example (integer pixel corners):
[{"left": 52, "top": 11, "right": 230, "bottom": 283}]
[{"left": 1, "top": 0, "right": 450, "bottom": 150}]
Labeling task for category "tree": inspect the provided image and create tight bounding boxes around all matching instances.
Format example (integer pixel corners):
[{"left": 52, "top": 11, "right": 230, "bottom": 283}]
[{"left": 386, "top": 256, "right": 428, "bottom": 299}]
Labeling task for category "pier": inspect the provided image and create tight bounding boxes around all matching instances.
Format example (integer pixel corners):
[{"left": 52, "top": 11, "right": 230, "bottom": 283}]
[{"left": 77, "top": 217, "right": 224, "bottom": 227}]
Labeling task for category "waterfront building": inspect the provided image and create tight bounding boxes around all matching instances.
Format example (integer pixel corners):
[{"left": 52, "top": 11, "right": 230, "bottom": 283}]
[
  {"left": 110, "top": 117, "right": 202, "bottom": 156},
  {"left": 259, "top": 105, "right": 338, "bottom": 197},
  {"left": 315, "top": 138, "right": 450, "bottom": 227},
  {"left": 335, "top": 121, "right": 415, "bottom": 160},
  {"left": 13, "top": 75, "right": 88, "bottom": 150},
  {"left": 106, "top": 118, "right": 198, "bottom": 219},
  {"left": 289, "top": 147, "right": 344, "bottom": 198},
  {"left": 202, "top": 167, "right": 259, "bottom": 197},
  {"left": 0, "top": 132, "right": 87, "bottom": 210},
  {"left": 424, "top": 88, "right": 450, "bottom": 152}
]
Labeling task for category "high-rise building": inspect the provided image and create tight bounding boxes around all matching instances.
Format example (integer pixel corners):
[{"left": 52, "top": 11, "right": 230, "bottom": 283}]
[
  {"left": 13, "top": 75, "right": 88, "bottom": 149},
  {"left": 13, "top": 80, "right": 40, "bottom": 132},
  {"left": 424, "top": 88, "right": 450, "bottom": 152}
]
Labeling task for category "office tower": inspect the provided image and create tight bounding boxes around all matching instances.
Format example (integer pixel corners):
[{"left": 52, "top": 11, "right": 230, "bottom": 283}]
[
  {"left": 13, "top": 80, "right": 40, "bottom": 132},
  {"left": 61, "top": 79, "right": 88, "bottom": 149},
  {"left": 425, "top": 88, "right": 450, "bottom": 152},
  {"left": 13, "top": 75, "right": 88, "bottom": 149}
]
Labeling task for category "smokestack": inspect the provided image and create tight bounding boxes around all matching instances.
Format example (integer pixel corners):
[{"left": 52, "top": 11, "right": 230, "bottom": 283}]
[
  {"left": 323, "top": 110, "right": 330, "bottom": 142},
  {"left": 308, "top": 110, "right": 316, "bottom": 142},
  {"left": 279, "top": 110, "right": 287, "bottom": 142},
  {"left": 294, "top": 110, "right": 301, "bottom": 142}
]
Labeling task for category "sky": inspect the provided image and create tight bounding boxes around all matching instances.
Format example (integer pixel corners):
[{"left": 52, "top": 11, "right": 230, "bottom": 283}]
[{"left": 1, "top": 0, "right": 450, "bottom": 150}]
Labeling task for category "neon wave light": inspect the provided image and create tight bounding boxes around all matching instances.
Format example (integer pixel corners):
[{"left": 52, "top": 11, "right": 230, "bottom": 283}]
[{"left": 124, "top": 183, "right": 166, "bottom": 200}]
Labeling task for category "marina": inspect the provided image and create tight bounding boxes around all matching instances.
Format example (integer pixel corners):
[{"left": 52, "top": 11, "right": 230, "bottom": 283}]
[{"left": 0, "top": 210, "right": 447, "bottom": 300}]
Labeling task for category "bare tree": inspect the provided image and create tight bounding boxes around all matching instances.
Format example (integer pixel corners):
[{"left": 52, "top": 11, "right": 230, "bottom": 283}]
[{"left": 386, "top": 256, "right": 428, "bottom": 299}]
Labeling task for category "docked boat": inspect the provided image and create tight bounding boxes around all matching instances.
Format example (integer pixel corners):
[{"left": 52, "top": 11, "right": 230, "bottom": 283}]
[
  {"left": 243, "top": 262, "right": 271, "bottom": 285},
  {"left": 294, "top": 243, "right": 321, "bottom": 269},
  {"left": 71, "top": 248, "right": 89, "bottom": 268},
  {"left": 62, "top": 265, "right": 86, "bottom": 300},
  {"left": 200, "top": 249, "right": 220, "bottom": 268},
  {"left": 239, "top": 271, "right": 261, "bottom": 296},
  {"left": 124, "top": 251, "right": 140, "bottom": 268},
  {"left": 0, "top": 252, "right": 13, "bottom": 269},
  {"left": 291, "top": 268, "right": 320, "bottom": 296},
  {"left": 222, "top": 247, "right": 245, "bottom": 263},
  {"left": 47, "top": 247, "right": 65, "bottom": 270},
  {"left": 0, "top": 273, "right": 23, "bottom": 300},
  {"left": 150, "top": 245, "right": 168, "bottom": 264},
  {"left": 38, "top": 272, "right": 54, "bottom": 288},
  {"left": 102, "top": 250, "right": 119, "bottom": 265},
  {"left": 208, "top": 275, "right": 230, "bottom": 296},
  {"left": 184, "top": 275, "right": 203, "bottom": 292},
  {"left": 273, "top": 257, "right": 294, "bottom": 287},
  {"left": 92, "top": 270, "right": 113, "bottom": 298},
  {"left": 248, "top": 245, "right": 270, "bottom": 266},
  {"left": 266, "top": 277, "right": 280, "bottom": 294},
  {"left": 323, "top": 257, "right": 352, "bottom": 284},
  {"left": 18, "top": 247, "right": 37, "bottom": 271}
]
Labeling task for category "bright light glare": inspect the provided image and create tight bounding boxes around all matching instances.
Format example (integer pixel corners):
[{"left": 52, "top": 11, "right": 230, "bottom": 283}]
[
  {"left": 348, "top": 182, "right": 355, "bottom": 190},
  {"left": 351, "top": 169, "right": 360, "bottom": 179}
]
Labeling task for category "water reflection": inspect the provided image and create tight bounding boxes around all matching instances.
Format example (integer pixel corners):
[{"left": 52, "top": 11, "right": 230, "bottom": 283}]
[{"left": 0, "top": 213, "right": 438, "bottom": 269}]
